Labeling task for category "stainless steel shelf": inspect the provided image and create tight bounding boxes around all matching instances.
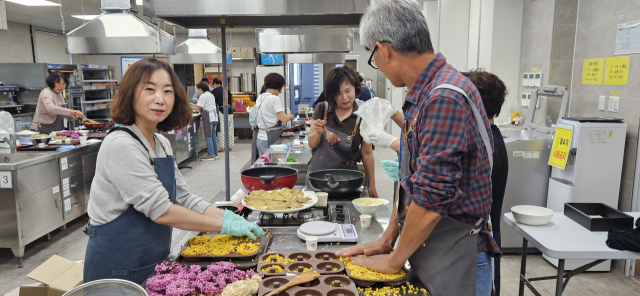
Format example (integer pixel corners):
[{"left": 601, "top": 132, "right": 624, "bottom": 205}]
[
  {"left": 84, "top": 99, "right": 112, "bottom": 104},
  {"left": 232, "top": 57, "right": 255, "bottom": 60},
  {"left": 85, "top": 105, "right": 110, "bottom": 111},
  {"left": 84, "top": 85, "right": 117, "bottom": 90},
  {"left": 83, "top": 79, "right": 119, "bottom": 83}
]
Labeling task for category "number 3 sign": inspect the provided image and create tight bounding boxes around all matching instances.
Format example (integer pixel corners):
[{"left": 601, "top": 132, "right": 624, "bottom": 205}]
[{"left": 0, "top": 171, "right": 12, "bottom": 189}]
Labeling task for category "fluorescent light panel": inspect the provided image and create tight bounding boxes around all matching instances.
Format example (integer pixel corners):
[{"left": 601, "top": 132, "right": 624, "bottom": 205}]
[
  {"left": 136, "top": 0, "right": 142, "bottom": 4},
  {"left": 71, "top": 15, "right": 98, "bottom": 20},
  {"left": 6, "top": 0, "right": 61, "bottom": 6}
]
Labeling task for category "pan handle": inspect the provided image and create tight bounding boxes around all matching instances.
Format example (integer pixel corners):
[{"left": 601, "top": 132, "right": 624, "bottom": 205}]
[
  {"left": 264, "top": 162, "right": 278, "bottom": 166},
  {"left": 260, "top": 175, "right": 275, "bottom": 184},
  {"left": 326, "top": 174, "right": 339, "bottom": 188}
]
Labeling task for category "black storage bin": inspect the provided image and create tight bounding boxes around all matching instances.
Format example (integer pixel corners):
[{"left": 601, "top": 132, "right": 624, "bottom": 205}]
[{"left": 564, "top": 203, "right": 634, "bottom": 232}]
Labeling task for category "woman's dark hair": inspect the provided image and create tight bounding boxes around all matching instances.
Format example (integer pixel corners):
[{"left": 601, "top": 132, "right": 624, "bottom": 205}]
[
  {"left": 259, "top": 84, "right": 267, "bottom": 94},
  {"left": 324, "top": 66, "right": 362, "bottom": 108},
  {"left": 461, "top": 69, "right": 508, "bottom": 119},
  {"left": 197, "top": 81, "right": 210, "bottom": 92},
  {"left": 200, "top": 77, "right": 209, "bottom": 83},
  {"left": 264, "top": 73, "right": 285, "bottom": 91},
  {"left": 212, "top": 78, "right": 222, "bottom": 85},
  {"left": 45, "top": 71, "right": 69, "bottom": 89},
  {"left": 357, "top": 72, "right": 364, "bottom": 83},
  {"left": 111, "top": 58, "right": 192, "bottom": 132}
]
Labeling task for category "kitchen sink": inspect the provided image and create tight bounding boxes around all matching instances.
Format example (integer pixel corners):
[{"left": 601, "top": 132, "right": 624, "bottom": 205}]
[{"left": 0, "top": 153, "right": 53, "bottom": 170}]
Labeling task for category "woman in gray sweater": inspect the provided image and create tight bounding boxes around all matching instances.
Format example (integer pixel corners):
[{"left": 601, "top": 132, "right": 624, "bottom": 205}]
[{"left": 83, "top": 58, "right": 262, "bottom": 285}]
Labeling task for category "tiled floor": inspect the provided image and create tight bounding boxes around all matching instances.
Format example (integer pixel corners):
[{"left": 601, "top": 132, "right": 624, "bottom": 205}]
[{"left": 1, "top": 138, "right": 639, "bottom": 295}]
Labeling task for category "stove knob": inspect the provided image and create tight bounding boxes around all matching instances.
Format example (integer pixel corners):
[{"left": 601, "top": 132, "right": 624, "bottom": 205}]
[
  {"left": 335, "top": 205, "right": 344, "bottom": 212},
  {"left": 336, "top": 214, "right": 345, "bottom": 222}
]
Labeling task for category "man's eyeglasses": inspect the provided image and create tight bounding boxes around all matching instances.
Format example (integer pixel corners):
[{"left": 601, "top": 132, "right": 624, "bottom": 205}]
[{"left": 366, "top": 41, "right": 391, "bottom": 69}]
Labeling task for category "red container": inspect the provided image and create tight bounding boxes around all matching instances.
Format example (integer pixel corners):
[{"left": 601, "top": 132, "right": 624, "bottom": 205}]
[{"left": 240, "top": 167, "right": 298, "bottom": 191}]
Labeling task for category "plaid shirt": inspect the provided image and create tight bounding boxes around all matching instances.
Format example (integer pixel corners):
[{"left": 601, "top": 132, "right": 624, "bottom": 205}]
[{"left": 399, "top": 53, "right": 501, "bottom": 257}]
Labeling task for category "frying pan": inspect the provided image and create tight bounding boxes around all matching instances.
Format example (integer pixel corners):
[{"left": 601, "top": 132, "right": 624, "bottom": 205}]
[
  {"left": 83, "top": 120, "right": 113, "bottom": 129},
  {"left": 241, "top": 166, "right": 298, "bottom": 191},
  {"left": 308, "top": 169, "right": 365, "bottom": 193}
]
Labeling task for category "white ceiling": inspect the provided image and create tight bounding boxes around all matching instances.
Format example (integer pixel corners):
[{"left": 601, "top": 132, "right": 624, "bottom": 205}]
[{"left": 4, "top": 0, "right": 256, "bottom": 34}]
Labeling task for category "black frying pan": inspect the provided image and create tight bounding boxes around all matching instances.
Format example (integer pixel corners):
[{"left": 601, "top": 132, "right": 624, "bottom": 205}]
[{"left": 308, "top": 169, "right": 365, "bottom": 193}]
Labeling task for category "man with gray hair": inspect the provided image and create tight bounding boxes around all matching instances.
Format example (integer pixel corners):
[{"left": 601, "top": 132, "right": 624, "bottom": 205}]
[{"left": 336, "top": 0, "right": 499, "bottom": 295}]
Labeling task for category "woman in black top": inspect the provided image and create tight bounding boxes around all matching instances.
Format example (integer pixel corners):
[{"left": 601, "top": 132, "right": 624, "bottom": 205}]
[
  {"left": 461, "top": 70, "right": 509, "bottom": 296},
  {"left": 308, "top": 66, "right": 378, "bottom": 198}
]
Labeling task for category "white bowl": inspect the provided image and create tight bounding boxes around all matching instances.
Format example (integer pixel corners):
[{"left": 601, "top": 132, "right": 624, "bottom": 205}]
[
  {"left": 271, "top": 144, "right": 285, "bottom": 152},
  {"left": 511, "top": 205, "right": 554, "bottom": 226},
  {"left": 352, "top": 198, "right": 390, "bottom": 215}
]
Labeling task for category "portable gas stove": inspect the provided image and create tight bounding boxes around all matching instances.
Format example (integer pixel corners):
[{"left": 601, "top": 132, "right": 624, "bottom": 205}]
[{"left": 248, "top": 198, "right": 361, "bottom": 227}]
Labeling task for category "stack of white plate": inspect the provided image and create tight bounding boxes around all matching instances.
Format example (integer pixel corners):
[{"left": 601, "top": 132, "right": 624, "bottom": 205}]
[{"left": 511, "top": 205, "right": 554, "bottom": 225}]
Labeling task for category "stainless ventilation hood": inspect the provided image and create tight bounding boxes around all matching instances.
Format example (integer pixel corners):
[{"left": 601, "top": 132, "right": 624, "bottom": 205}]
[
  {"left": 286, "top": 53, "right": 345, "bottom": 64},
  {"left": 66, "top": 0, "right": 175, "bottom": 55},
  {"left": 146, "top": 0, "right": 369, "bottom": 28},
  {"left": 168, "top": 29, "right": 223, "bottom": 64},
  {"left": 257, "top": 28, "right": 353, "bottom": 53}
]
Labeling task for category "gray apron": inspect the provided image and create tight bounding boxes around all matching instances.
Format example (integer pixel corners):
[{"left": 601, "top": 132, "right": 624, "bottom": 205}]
[
  {"left": 35, "top": 92, "right": 66, "bottom": 134},
  {"left": 397, "top": 84, "right": 493, "bottom": 296},
  {"left": 251, "top": 94, "right": 282, "bottom": 163},
  {"left": 306, "top": 102, "right": 362, "bottom": 190}
]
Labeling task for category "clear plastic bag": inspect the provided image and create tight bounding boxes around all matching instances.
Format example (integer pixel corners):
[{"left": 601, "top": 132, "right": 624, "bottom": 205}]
[{"left": 354, "top": 97, "right": 396, "bottom": 143}]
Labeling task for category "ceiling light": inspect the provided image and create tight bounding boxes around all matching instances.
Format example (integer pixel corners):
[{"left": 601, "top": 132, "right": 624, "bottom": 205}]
[
  {"left": 6, "top": 0, "right": 61, "bottom": 6},
  {"left": 136, "top": 0, "right": 143, "bottom": 5},
  {"left": 71, "top": 15, "right": 98, "bottom": 20}
]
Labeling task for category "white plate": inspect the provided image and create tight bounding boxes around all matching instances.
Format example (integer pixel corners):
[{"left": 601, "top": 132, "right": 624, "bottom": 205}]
[
  {"left": 511, "top": 205, "right": 554, "bottom": 226},
  {"left": 242, "top": 191, "right": 318, "bottom": 214}
]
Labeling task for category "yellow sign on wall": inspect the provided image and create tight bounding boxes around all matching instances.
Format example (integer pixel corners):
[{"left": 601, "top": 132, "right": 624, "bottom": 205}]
[
  {"left": 581, "top": 58, "right": 604, "bottom": 85},
  {"left": 549, "top": 126, "right": 574, "bottom": 170},
  {"left": 604, "top": 56, "right": 630, "bottom": 85}
]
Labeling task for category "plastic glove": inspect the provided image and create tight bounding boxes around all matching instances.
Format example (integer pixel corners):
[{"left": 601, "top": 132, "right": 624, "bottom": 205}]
[
  {"left": 223, "top": 210, "right": 265, "bottom": 238},
  {"left": 368, "top": 129, "right": 398, "bottom": 148},
  {"left": 381, "top": 157, "right": 399, "bottom": 182},
  {"left": 220, "top": 215, "right": 263, "bottom": 240}
]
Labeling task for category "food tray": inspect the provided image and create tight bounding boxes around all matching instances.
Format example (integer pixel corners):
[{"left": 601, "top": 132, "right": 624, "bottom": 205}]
[
  {"left": 343, "top": 266, "right": 409, "bottom": 287},
  {"left": 258, "top": 275, "right": 358, "bottom": 296},
  {"left": 180, "top": 228, "right": 272, "bottom": 261},
  {"left": 564, "top": 203, "right": 634, "bottom": 231},
  {"left": 243, "top": 191, "right": 318, "bottom": 214},
  {"left": 258, "top": 251, "right": 344, "bottom": 277}
]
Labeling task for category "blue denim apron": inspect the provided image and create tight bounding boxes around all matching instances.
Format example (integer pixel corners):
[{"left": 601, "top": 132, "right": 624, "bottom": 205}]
[{"left": 83, "top": 127, "right": 176, "bottom": 285}]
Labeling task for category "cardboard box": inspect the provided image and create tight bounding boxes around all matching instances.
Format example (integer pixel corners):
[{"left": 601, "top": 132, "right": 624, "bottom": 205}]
[
  {"left": 227, "top": 47, "right": 241, "bottom": 58},
  {"left": 241, "top": 47, "right": 254, "bottom": 58},
  {"left": 19, "top": 255, "right": 84, "bottom": 296}
]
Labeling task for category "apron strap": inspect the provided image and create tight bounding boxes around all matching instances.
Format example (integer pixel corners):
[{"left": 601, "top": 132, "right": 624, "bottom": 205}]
[
  {"left": 430, "top": 84, "right": 493, "bottom": 169},
  {"left": 258, "top": 94, "right": 282, "bottom": 131}
]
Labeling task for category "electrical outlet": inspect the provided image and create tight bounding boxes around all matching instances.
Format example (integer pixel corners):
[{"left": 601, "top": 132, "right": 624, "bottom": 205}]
[
  {"left": 609, "top": 96, "right": 620, "bottom": 113},
  {"left": 534, "top": 73, "right": 542, "bottom": 86},
  {"left": 521, "top": 93, "right": 528, "bottom": 106},
  {"left": 522, "top": 73, "right": 529, "bottom": 86},
  {"left": 528, "top": 73, "right": 535, "bottom": 87}
]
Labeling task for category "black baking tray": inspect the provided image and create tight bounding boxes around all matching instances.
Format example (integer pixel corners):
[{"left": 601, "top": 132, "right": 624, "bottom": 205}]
[{"left": 564, "top": 203, "right": 633, "bottom": 231}]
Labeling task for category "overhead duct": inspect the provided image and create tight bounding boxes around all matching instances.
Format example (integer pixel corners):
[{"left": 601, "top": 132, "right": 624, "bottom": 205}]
[
  {"left": 66, "top": 0, "right": 175, "bottom": 55},
  {"left": 257, "top": 28, "right": 353, "bottom": 53},
  {"left": 286, "top": 53, "right": 345, "bottom": 64},
  {"left": 168, "top": 29, "right": 223, "bottom": 64}
]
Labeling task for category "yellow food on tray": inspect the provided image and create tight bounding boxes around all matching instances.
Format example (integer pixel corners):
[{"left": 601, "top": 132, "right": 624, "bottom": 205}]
[
  {"left": 339, "top": 257, "right": 406, "bottom": 280},
  {"left": 182, "top": 234, "right": 260, "bottom": 256},
  {"left": 263, "top": 253, "right": 295, "bottom": 265},
  {"left": 244, "top": 188, "right": 311, "bottom": 210},
  {"left": 261, "top": 265, "right": 284, "bottom": 273}
]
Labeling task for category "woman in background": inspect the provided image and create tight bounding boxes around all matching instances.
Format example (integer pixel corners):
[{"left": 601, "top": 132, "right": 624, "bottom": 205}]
[{"left": 31, "top": 71, "right": 84, "bottom": 134}]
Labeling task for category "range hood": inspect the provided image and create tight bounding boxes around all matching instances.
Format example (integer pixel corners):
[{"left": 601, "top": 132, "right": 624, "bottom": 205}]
[
  {"left": 168, "top": 29, "right": 223, "bottom": 64},
  {"left": 257, "top": 28, "right": 353, "bottom": 53},
  {"left": 66, "top": 0, "right": 175, "bottom": 55},
  {"left": 286, "top": 53, "right": 345, "bottom": 64},
  {"left": 147, "top": 0, "right": 369, "bottom": 28}
]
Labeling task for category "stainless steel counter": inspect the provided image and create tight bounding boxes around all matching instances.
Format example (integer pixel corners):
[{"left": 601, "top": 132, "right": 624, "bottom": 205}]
[
  {"left": 0, "top": 142, "right": 101, "bottom": 267},
  {"left": 161, "top": 113, "right": 207, "bottom": 164}
]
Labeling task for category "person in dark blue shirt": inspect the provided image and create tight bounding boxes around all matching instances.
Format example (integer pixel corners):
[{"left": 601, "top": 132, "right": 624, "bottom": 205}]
[{"left": 462, "top": 69, "right": 509, "bottom": 296}]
